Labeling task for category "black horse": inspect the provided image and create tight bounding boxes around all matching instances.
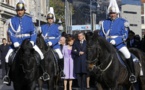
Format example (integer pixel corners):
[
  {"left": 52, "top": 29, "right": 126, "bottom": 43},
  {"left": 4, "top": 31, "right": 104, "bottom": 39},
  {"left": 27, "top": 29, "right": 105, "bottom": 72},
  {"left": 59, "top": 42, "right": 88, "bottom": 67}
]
[
  {"left": 36, "top": 33, "right": 60, "bottom": 90},
  {"left": 86, "top": 33, "right": 145, "bottom": 90},
  {"left": 9, "top": 39, "right": 39, "bottom": 90}
]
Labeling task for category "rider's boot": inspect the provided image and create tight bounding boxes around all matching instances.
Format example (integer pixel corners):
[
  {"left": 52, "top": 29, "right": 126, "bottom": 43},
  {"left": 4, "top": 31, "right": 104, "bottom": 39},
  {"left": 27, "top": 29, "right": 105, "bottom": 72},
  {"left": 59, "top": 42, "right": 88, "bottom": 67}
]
[
  {"left": 3, "top": 63, "right": 11, "bottom": 85},
  {"left": 40, "top": 60, "right": 50, "bottom": 81},
  {"left": 126, "top": 56, "right": 137, "bottom": 83}
]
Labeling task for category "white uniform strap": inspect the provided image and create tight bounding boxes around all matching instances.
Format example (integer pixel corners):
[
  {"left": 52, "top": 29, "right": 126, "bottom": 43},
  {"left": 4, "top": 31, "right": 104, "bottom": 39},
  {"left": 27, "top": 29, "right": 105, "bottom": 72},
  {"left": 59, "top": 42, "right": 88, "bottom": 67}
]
[
  {"left": 101, "top": 21, "right": 110, "bottom": 39},
  {"left": 9, "top": 19, "right": 21, "bottom": 33}
]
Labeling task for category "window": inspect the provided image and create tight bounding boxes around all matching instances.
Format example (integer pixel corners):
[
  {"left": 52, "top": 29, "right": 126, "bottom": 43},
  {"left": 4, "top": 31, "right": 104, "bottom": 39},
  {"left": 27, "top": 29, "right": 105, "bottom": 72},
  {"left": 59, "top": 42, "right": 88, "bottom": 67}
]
[
  {"left": 130, "top": 24, "right": 138, "bottom": 26},
  {"left": 141, "top": 4, "right": 144, "bottom": 14},
  {"left": 123, "top": 11, "right": 137, "bottom": 14},
  {"left": 142, "top": 16, "right": 144, "bottom": 24},
  {"left": 142, "top": 29, "right": 145, "bottom": 36},
  {"left": 3, "top": 0, "right": 9, "bottom": 4}
]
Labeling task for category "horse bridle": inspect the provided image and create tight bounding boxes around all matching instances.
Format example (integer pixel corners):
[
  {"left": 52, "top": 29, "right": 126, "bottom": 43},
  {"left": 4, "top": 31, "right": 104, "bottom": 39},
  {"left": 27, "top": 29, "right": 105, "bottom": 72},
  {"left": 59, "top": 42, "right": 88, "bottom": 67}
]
[{"left": 89, "top": 55, "right": 114, "bottom": 72}]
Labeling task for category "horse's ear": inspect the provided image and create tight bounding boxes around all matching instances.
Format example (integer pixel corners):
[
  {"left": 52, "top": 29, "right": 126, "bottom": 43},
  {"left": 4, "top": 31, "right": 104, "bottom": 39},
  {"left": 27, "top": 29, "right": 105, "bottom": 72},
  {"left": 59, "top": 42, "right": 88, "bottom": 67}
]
[
  {"left": 37, "top": 32, "right": 42, "bottom": 37},
  {"left": 85, "top": 31, "right": 93, "bottom": 41},
  {"left": 92, "top": 30, "right": 99, "bottom": 40}
]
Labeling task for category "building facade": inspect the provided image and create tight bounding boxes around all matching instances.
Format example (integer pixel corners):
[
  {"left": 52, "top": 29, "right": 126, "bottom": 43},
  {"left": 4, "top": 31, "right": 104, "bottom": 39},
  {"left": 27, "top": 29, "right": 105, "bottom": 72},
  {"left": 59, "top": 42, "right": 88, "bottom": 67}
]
[
  {"left": 0, "top": 0, "right": 48, "bottom": 44},
  {"left": 141, "top": 0, "right": 145, "bottom": 36},
  {"left": 121, "top": 4, "right": 142, "bottom": 37}
]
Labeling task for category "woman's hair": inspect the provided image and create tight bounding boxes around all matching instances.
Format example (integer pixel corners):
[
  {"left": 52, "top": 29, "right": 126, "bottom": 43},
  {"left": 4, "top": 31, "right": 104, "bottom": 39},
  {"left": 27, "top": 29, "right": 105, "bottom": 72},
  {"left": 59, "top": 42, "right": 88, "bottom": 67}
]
[{"left": 66, "top": 36, "right": 75, "bottom": 45}]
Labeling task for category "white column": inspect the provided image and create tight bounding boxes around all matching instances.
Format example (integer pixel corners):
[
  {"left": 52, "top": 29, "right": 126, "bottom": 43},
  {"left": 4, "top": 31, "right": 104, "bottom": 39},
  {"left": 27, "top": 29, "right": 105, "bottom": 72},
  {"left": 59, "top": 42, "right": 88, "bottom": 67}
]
[
  {"left": 3, "top": 0, "right": 6, "bottom": 3},
  {"left": 0, "top": 17, "right": 5, "bottom": 44},
  {"left": 26, "top": 0, "right": 29, "bottom": 13},
  {"left": 41, "top": 0, "right": 43, "bottom": 13},
  {"left": 12, "top": 0, "right": 15, "bottom": 6},
  {"left": 30, "top": 0, "right": 37, "bottom": 23},
  {"left": 9, "top": 0, "right": 12, "bottom": 6},
  {"left": 0, "top": 0, "right": 3, "bottom": 2}
]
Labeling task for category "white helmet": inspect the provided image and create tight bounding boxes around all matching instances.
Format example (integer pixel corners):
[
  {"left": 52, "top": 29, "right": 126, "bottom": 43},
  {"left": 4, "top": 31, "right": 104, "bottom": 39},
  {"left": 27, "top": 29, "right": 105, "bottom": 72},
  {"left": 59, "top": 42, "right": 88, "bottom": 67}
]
[
  {"left": 47, "top": 7, "right": 56, "bottom": 22},
  {"left": 107, "top": 0, "right": 120, "bottom": 14}
]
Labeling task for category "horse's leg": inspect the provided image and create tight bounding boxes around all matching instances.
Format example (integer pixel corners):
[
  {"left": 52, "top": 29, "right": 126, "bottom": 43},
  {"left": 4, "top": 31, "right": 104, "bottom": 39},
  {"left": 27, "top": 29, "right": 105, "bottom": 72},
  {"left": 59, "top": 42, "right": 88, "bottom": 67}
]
[
  {"left": 132, "top": 82, "right": 141, "bottom": 90},
  {"left": 139, "top": 77, "right": 145, "bottom": 90},
  {"left": 38, "top": 79, "right": 43, "bottom": 90},
  {"left": 31, "top": 81, "right": 36, "bottom": 90},
  {"left": 13, "top": 82, "right": 22, "bottom": 90},
  {"left": 54, "top": 76, "right": 59, "bottom": 90},
  {"left": 96, "top": 82, "right": 103, "bottom": 90},
  {"left": 47, "top": 75, "right": 54, "bottom": 90},
  {"left": 111, "top": 85, "right": 124, "bottom": 90}
]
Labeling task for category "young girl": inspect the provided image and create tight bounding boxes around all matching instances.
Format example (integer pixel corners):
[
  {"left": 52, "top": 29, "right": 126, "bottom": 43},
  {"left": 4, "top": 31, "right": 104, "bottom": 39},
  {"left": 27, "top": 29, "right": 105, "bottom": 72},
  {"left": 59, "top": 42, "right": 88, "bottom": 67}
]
[{"left": 62, "top": 36, "right": 75, "bottom": 90}]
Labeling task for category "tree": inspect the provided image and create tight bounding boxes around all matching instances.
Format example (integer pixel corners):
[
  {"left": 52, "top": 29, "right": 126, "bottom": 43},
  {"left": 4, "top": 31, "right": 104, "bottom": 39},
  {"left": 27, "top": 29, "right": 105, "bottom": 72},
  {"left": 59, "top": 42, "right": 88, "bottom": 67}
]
[{"left": 49, "top": 0, "right": 65, "bottom": 21}]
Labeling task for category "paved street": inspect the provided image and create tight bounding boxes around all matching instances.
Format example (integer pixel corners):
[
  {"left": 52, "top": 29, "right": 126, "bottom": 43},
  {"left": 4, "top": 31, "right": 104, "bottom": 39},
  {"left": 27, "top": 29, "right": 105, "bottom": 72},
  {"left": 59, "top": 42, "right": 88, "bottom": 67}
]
[{"left": 0, "top": 69, "right": 96, "bottom": 90}]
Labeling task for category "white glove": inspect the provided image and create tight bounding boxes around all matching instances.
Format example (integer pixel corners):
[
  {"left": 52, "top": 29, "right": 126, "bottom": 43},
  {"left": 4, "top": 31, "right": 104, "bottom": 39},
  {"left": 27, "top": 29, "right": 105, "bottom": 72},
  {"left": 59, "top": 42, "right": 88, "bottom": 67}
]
[
  {"left": 58, "top": 25, "right": 63, "bottom": 30},
  {"left": 48, "top": 42, "right": 52, "bottom": 46},
  {"left": 14, "top": 42, "right": 20, "bottom": 48},
  {"left": 110, "top": 40, "right": 116, "bottom": 45},
  {"left": 30, "top": 41, "right": 35, "bottom": 46}
]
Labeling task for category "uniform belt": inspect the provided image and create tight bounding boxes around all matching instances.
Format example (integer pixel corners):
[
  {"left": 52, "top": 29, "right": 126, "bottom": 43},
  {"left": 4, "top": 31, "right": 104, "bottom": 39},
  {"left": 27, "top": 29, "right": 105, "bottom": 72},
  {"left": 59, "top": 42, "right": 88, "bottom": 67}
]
[
  {"left": 107, "top": 36, "right": 119, "bottom": 38},
  {"left": 15, "top": 34, "right": 30, "bottom": 38},
  {"left": 48, "top": 37, "right": 55, "bottom": 39}
]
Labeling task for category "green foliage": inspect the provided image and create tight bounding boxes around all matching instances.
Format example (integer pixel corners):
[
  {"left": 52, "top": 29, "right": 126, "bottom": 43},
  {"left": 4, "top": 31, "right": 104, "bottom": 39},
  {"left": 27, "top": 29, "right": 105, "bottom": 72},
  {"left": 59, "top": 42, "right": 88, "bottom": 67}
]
[{"left": 49, "top": 0, "right": 65, "bottom": 20}]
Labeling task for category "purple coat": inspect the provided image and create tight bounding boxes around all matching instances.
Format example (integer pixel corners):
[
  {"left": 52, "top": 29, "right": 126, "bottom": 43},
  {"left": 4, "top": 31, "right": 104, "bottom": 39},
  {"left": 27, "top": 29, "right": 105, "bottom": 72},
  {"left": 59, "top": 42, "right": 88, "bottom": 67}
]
[{"left": 62, "top": 45, "right": 75, "bottom": 79}]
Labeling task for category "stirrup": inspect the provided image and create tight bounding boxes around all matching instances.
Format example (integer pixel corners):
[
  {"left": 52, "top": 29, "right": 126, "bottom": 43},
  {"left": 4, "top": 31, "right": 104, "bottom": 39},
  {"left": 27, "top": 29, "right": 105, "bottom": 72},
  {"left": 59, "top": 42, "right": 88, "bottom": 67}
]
[
  {"left": 129, "top": 74, "right": 137, "bottom": 83},
  {"left": 3, "top": 75, "right": 10, "bottom": 84},
  {"left": 42, "top": 72, "right": 50, "bottom": 81}
]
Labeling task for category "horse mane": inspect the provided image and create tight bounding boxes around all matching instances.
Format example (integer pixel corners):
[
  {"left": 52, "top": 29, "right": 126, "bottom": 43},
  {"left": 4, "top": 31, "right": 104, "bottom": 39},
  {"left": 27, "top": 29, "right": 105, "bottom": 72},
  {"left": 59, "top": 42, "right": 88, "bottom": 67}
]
[
  {"left": 92, "top": 34, "right": 116, "bottom": 53},
  {"left": 36, "top": 33, "right": 48, "bottom": 52},
  {"left": 21, "top": 39, "right": 34, "bottom": 55}
]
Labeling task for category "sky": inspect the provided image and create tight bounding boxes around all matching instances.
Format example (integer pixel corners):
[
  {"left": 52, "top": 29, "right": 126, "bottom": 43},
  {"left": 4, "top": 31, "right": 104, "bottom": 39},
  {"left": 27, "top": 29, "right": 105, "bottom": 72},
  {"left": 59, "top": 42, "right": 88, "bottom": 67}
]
[{"left": 122, "top": 0, "right": 141, "bottom": 5}]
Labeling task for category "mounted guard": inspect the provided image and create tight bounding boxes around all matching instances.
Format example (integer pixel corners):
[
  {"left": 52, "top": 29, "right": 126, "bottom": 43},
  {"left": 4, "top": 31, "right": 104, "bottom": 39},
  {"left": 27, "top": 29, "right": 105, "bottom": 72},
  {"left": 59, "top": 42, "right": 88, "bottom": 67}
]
[
  {"left": 38, "top": 7, "right": 64, "bottom": 78},
  {"left": 99, "top": 0, "right": 137, "bottom": 83},
  {"left": 3, "top": 1, "right": 48, "bottom": 84}
]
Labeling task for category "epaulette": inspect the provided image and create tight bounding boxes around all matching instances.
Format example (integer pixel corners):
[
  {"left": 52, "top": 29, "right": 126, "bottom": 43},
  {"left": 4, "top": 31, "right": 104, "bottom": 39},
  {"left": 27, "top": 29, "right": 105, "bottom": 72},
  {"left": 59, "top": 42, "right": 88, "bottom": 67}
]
[
  {"left": 99, "top": 20, "right": 103, "bottom": 26},
  {"left": 124, "top": 22, "right": 129, "bottom": 27},
  {"left": 119, "top": 18, "right": 129, "bottom": 27}
]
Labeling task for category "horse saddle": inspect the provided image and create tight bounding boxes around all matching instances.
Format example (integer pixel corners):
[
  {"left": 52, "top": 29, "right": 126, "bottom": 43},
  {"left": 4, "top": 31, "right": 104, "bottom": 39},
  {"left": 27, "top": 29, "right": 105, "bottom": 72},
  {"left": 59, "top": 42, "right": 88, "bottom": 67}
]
[
  {"left": 116, "top": 51, "right": 143, "bottom": 76},
  {"left": 116, "top": 51, "right": 139, "bottom": 67},
  {"left": 9, "top": 48, "right": 20, "bottom": 65}
]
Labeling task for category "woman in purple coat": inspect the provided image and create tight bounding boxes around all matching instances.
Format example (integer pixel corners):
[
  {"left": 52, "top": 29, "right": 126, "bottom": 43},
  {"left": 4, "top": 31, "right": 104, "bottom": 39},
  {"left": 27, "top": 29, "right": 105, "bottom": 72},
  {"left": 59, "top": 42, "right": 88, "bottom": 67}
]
[{"left": 62, "top": 36, "right": 75, "bottom": 90}]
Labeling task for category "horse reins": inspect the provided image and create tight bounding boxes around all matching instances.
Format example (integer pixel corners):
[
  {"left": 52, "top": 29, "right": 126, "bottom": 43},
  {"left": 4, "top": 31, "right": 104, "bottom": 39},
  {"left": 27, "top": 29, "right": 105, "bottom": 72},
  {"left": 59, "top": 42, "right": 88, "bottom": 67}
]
[
  {"left": 97, "top": 56, "right": 113, "bottom": 72},
  {"left": 91, "top": 55, "right": 114, "bottom": 72}
]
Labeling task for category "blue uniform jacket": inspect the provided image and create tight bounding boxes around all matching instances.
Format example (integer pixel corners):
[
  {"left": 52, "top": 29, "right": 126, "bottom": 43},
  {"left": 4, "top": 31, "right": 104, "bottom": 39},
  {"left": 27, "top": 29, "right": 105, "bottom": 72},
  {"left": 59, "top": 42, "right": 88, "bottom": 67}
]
[
  {"left": 40, "top": 23, "right": 61, "bottom": 49},
  {"left": 8, "top": 15, "right": 36, "bottom": 47},
  {"left": 99, "top": 18, "right": 129, "bottom": 49}
]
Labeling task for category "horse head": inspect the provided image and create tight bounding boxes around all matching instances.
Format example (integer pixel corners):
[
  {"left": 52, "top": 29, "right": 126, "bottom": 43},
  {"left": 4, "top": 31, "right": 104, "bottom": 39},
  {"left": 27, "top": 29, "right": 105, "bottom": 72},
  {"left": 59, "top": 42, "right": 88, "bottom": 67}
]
[
  {"left": 86, "top": 32, "right": 115, "bottom": 72},
  {"left": 86, "top": 32, "right": 101, "bottom": 71},
  {"left": 19, "top": 39, "right": 37, "bottom": 80},
  {"left": 36, "top": 33, "right": 48, "bottom": 52}
]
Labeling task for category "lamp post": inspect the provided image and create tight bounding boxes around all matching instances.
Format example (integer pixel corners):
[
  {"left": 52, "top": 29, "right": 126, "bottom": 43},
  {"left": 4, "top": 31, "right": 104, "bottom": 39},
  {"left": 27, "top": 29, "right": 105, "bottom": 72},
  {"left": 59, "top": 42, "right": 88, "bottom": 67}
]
[
  {"left": 90, "top": 0, "right": 96, "bottom": 31},
  {"left": 65, "top": 0, "right": 72, "bottom": 34},
  {"left": 65, "top": 0, "right": 67, "bottom": 33},
  {"left": 90, "top": 0, "right": 92, "bottom": 30},
  {"left": 90, "top": 0, "right": 100, "bottom": 31},
  {"left": 58, "top": 18, "right": 64, "bottom": 33},
  {"left": 37, "top": 0, "right": 41, "bottom": 27},
  {"left": 46, "top": 0, "right": 49, "bottom": 13}
]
